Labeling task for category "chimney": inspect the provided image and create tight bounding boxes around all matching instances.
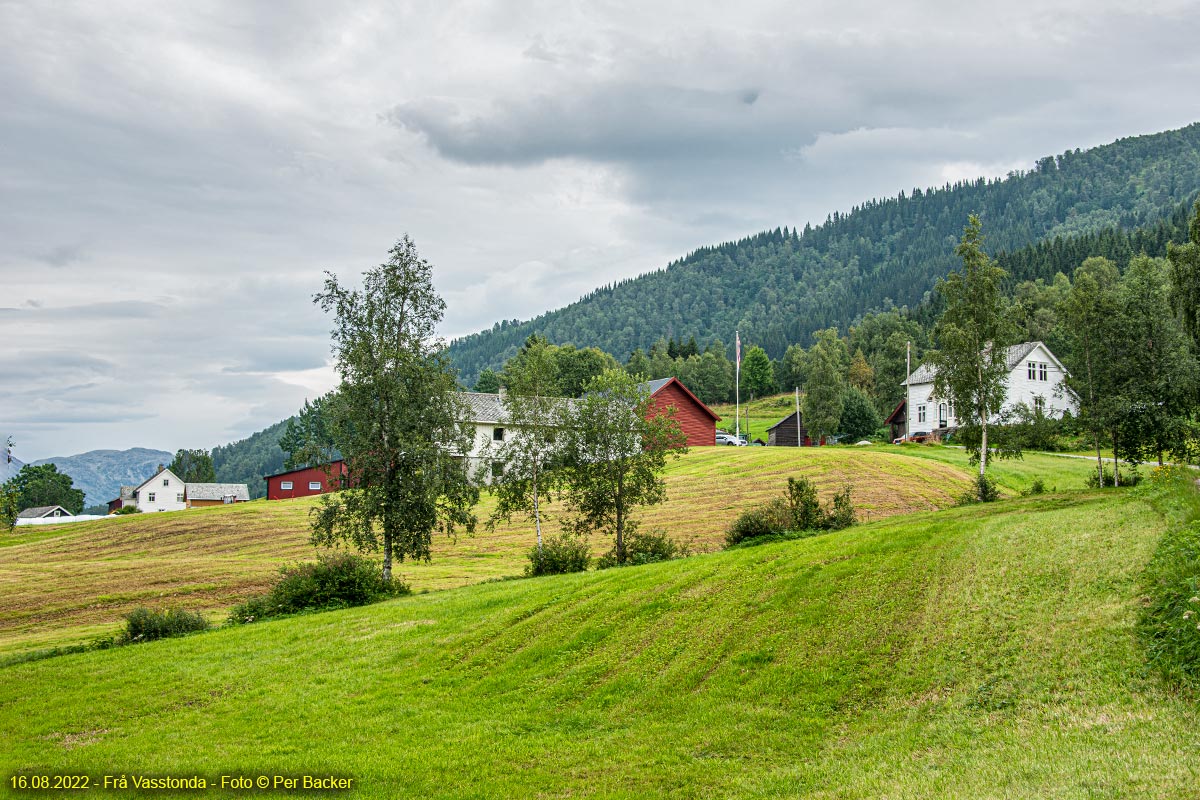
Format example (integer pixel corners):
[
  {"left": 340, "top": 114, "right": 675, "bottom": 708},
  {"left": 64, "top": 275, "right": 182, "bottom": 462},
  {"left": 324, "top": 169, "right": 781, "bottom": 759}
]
[
  {"left": 498, "top": 385, "right": 507, "bottom": 398},
  {"left": 156, "top": 463, "right": 165, "bottom": 474}
]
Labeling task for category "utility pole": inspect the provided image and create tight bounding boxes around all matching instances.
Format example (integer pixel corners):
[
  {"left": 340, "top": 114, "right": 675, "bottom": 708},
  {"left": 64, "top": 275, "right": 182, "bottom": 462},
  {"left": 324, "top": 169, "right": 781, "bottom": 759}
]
[
  {"left": 795, "top": 386, "right": 801, "bottom": 447},
  {"left": 905, "top": 340, "right": 911, "bottom": 441},
  {"left": 735, "top": 330, "right": 741, "bottom": 441}
]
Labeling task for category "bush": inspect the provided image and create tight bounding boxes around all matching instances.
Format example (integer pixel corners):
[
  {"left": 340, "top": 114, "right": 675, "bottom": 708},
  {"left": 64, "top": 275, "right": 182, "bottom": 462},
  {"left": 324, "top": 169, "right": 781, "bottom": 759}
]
[
  {"left": 526, "top": 532, "right": 591, "bottom": 576},
  {"left": 597, "top": 527, "right": 691, "bottom": 568},
  {"left": 959, "top": 473, "right": 1000, "bottom": 504},
  {"left": 113, "top": 505, "right": 142, "bottom": 515},
  {"left": 228, "top": 552, "right": 407, "bottom": 624},
  {"left": 1085, "top": 466, "right": 1143, "bottom": 489},
  {"left": 726, "top": 498, "right": 793, "bottom": 546},
  {"left": 827, "top": 485, "right": 856, "bottom": 530},
  {"left": 727, "top": 480, "right": 858, "bottom": 545},
  {"left": 1022, "top": 478, "right": 1048, "bottom": 496},
  {"left": 119, "top": 607, "right": 209, "bottom": 644},
  {"left": 786, "top": 478, "right": 823, "bottom": 532}
]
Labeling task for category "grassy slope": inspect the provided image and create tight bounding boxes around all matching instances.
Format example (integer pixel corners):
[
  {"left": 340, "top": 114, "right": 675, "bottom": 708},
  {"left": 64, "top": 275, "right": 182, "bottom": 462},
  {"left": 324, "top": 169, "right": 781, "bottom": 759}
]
[
  {"left": 0, "top": 448, "right": 991, "bottom": 656},
  {"left": 3, "top": 490, "right": 1196, "bottom": 798}
]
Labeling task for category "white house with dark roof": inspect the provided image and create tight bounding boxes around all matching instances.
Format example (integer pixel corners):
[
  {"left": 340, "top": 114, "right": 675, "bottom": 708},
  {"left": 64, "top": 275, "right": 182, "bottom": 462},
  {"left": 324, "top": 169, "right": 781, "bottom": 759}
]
[{"left": 900, "top": 341, "right": 1076, "bottom": 435}]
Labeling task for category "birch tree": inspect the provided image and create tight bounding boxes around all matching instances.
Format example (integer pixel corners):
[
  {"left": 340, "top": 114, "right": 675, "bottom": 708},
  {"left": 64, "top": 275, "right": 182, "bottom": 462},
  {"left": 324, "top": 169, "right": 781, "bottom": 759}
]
[
  {"left": 308, "top": 237, "right": 479, "bottom": 582},
  {"left": 488, "top": 335, "right": 563, "bottom": 551},
  {"left": 930, "top": 216, "right": 1019, "bottom": 494}
]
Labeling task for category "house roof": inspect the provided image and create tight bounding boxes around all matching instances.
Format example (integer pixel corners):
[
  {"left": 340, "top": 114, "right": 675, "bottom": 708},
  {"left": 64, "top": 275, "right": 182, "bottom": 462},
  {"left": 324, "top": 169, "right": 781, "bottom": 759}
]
[
  {"left": 17, "top": 505, "right": 71, "bottom": 519},
  {"left": 263, "top": 460, "right": 346, "bottom": 481},
  {"left": 902, "top": 341, "right": 1047, "bottom": 386},
  {"left": 132, "top": 467, "right": 182, "bottom": 494},
  {"left": 767, "top": 410, "right": 803, "bottom": 432},
  {"left": 185, "top": 483, "right": 250, "bottom": 502},
  {"left": 884, "top": 399, "right": 907, "bottom": 425},
  {"left": 462, "top": 391, "right": 506, "bottom": 423},
  {"left": 639, "top": 377, "right": 722, "bottom": 421}
]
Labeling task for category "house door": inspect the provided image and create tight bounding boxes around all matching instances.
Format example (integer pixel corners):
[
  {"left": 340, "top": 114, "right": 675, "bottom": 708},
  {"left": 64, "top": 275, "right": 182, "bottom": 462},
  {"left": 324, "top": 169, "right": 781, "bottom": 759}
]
[{"left": 938, "top": 404, "right": 948, "bottom": 428}]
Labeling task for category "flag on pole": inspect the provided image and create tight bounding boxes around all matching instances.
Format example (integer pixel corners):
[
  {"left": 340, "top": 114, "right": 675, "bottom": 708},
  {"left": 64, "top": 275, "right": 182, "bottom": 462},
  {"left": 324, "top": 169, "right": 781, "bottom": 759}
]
[{"left": 735, "top": 331, "right": 741, "bottom": 366}]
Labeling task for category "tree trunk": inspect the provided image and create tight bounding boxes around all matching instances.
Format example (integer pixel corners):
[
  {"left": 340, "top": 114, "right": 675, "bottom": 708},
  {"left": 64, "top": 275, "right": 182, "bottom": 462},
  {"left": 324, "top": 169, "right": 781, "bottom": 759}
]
[
  {"left": 615, "top": 472, "right": 625, "bottom": 563},
  {"left": 533, "top": 466, "right": 542, "bottom": 552},
  {"left": 1086, "top": 348, "right": 1103, "bottom": 487},
  {"left": 382, "top": 527, "right": 393, "bottom": 582},
  {"left": 1112, "top": 431, "right": 1121, "bottom": 487}
]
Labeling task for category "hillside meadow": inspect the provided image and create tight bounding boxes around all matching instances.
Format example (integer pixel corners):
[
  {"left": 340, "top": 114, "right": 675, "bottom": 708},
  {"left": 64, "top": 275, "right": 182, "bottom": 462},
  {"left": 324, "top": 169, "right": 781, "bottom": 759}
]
[
  {"left": 2, "top": 485, "right": 1197, "bottom": 797},
  {"left": 0, "top": 446, "right": 1060, "bottom": 657}
]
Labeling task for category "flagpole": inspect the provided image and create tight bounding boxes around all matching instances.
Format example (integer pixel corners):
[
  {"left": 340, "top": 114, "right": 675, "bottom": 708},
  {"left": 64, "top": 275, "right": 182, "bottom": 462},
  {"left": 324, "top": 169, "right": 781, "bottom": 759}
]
[
  {"left": 905, "top": 341, "right": 911, "bottom": 441},
  {"left": 735, "top": 331, "right": 741, "bottom": 441}
]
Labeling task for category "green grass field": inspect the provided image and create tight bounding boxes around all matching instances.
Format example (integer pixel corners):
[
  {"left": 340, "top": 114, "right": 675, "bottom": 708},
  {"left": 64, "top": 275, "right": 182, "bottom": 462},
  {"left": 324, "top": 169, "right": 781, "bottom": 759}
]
[
  {"left": 0, "top": 447, "right": 999, "bottom": 657},
  {"left": 2, "top": 487, "right": 1196, "bottom": 798}
]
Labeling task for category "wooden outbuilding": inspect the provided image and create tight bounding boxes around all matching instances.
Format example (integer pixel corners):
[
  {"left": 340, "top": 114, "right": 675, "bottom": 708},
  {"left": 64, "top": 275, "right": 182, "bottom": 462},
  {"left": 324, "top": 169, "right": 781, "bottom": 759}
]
[
  {"left": 642, "top": 377, "right": 721, "bottom": 447},
  {"left": 265, "top": 460, "right": 348, "bottom": 501},
  {"left": 767, "top": 410, "right": 825, "bottom": 446}
]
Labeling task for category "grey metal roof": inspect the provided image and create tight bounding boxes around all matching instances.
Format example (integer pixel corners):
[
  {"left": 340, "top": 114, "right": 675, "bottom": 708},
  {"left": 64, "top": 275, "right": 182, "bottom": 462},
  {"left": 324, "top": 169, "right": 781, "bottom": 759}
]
[
  {"left": 17, "top": 505, "right": 71, "bottom": 518},
  {"left": 462, "top": 392, "right": 505, "bottom": 423},
  {"left": 185, "top": 483, "right": 250, "bottom": 502},
  {"left": 902, "top": 341, "right": 1045, "bottom": 386},
  {"left": 641, "top": 377, "right": 673, "bottom": 395}
]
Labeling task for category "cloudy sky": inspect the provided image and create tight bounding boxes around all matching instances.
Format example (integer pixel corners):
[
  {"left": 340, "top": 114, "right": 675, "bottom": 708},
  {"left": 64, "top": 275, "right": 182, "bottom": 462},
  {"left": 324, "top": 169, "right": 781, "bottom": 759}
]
[{"left": 2, "top": 0, "right": 1198, "bottom": 460}]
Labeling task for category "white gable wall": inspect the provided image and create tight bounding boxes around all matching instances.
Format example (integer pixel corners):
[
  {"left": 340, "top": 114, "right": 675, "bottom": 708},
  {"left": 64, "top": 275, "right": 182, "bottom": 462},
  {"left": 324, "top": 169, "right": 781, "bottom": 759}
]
[
  {"left": 907, "top": 343, "right": 1077, "bottom": 433},
  {"left": 133, "top": 469, "right": 187, "bottom": 513}
]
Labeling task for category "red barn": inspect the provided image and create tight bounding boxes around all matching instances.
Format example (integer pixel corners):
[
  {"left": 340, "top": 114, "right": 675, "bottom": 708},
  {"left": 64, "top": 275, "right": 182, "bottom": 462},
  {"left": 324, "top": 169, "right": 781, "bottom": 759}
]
[
  {"left": 264, "top": 460, "right": 348, "bottom": 501},
  {"left": 643, "top": 377, "right": 721, "bottom": 447}
]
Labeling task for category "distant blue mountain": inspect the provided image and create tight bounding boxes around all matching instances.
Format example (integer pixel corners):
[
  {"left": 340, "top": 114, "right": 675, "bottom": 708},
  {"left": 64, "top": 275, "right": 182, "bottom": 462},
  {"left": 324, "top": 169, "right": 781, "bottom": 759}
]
[
  {"left": 31, "top": 448, "right": 173, "bottom": 507},
  {"left": 0, "top": 450, "right": 24, "bottom": 484}
]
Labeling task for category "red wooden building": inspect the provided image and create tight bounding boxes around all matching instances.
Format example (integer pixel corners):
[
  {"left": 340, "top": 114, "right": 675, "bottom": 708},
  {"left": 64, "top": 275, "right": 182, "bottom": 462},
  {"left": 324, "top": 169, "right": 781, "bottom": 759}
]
[
  {"left": 264, "top": 460, "right": 348, "bottom": 501},
  {"left": 643, "top": 377, "right": 721, "bottom": 447}
]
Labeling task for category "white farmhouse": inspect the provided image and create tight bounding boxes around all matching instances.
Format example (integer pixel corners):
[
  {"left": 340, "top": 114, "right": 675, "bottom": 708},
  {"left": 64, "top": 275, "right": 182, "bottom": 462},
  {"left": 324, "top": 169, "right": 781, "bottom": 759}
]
[
  {"left": 898, "top": 341, "right": 1077, "bottom": 436},
  {"left": 130, "top": 467, "right": 189, "bottom": 513}
]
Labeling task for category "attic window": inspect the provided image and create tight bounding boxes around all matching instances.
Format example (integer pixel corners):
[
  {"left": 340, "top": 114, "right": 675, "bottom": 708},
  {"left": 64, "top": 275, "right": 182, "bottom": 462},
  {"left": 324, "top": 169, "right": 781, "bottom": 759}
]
[
  {"left": 1027, "top": 361, "right": 1036, "bottom": 379},
  {"left": 493, "top": 427, "right": 506, "bottom": 442},
  {"left": 1039, "top": 363, "right": 1048, "bottom": 381},
  {"left": 163, "top": 478, "right": 170, "bottom": 486}
]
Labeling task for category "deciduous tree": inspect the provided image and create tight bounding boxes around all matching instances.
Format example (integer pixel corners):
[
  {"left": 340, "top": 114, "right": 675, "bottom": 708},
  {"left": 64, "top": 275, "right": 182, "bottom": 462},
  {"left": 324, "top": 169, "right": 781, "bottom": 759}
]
[
  {"left": 930, "top": 215, "right": 1020, "bottom": 490},
  {"left": 168, "top": 448, "right": 216, "bottom": 483},
  {"left": 5, "top": 463, "right": 85, "bottom": 515},
  {"left": 557, "top": 369, "right": 687, "bottom": 564},
  {"left": 309, "top": 237, "right": 479, "bottom": 581}
]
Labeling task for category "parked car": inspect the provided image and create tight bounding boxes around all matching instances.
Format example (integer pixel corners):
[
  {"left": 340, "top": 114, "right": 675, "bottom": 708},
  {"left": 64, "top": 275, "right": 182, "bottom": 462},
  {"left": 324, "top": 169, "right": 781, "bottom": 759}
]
[
  {"left": 715, "top": 432, "right": 746, "bottom": 446},
  {"left": 892, "top": 431, "right": 931, "bottom": 444}
]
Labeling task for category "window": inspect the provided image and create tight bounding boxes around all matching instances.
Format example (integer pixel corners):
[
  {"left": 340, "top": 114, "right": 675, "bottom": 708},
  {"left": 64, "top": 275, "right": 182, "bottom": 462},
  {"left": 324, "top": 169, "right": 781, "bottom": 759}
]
[
  {"left": 938, "top": 404, "right": 947, "bottom": 427},
  {"left": 1034, "top": 396, "right": 1046, "bottom": 412},
  {"left": 1028, "top": 361, "right": 1036, "bottom": 380},
  {"left": 1039, "top": 363, "right": 1048, "bottom": 381},
  {"left": 163, "top": 478, "right": 170, "bottom": 487},
  {"left": 176, "top": 493, "right": 184, "bottom": 503},
  {"left": 917, "top": 404, "right": 927, "bottom": 423},
  {"left": 280, "top": 481, "right": 293, "bottom": 490},
  {"left": 491, "top": 461, "right": 505, "bottom": 478},
  {"left": 309, "top": 481, "right": 322, "bottom": 491},
  {"left": 148, "top": 492, "right": 156, "bottom": 502},
  {"left": 493, "top": 427, "right": 506, "bottom": 442}
]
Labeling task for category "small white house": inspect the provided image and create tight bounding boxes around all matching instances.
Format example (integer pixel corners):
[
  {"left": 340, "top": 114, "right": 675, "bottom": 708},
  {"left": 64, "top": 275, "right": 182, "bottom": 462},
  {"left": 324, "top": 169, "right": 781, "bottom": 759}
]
[
  {"left": 130, "top": 467, "right": 189, "bottom": 513},
  {"left": 902, "top": 341, "right": 1077, "bottom": 434}
]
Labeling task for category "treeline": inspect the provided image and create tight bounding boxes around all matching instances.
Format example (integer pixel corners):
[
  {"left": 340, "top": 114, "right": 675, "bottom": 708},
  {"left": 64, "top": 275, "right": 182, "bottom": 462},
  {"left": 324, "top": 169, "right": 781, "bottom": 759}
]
[{"left": 447, "top": 123, "right": 1200, "bottom": 386}]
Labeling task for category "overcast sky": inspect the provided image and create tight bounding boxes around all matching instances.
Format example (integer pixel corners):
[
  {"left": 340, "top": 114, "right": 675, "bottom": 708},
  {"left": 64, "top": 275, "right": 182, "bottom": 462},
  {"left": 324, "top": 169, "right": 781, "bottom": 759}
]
[{"left": 2, "top": 1, "right": 1198, "bottom": 461}]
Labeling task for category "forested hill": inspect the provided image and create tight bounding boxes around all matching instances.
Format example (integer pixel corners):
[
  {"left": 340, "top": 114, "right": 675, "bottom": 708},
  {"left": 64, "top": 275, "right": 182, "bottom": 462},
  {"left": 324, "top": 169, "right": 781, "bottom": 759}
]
[{"left": 446, "top": 123, "right": 1200, "bottom": 386}]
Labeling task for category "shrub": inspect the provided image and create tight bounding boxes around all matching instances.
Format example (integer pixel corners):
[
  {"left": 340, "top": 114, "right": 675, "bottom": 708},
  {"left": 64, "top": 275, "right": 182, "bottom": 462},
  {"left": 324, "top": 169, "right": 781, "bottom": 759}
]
[
  {"left": 120, "top": 607, "right": 209, "bottom": 644},
  {"left": 228, "top": 552, "right": 407, "bottom": 624},
  {"left": 1023, "top": 478, "right": 1047, "bottom": 496},
  {"left": 786, "top": 478, "right": 823, "bottom": 532},
  {"left": 1085, "top": 467, "right": 1143, "bottom": 489},
  {"left": 726, "top": 498, "right": 793, "bottom": 546},
  {"left": 526, "top": 532, "right": 590, "bottom": 576},
  {"left": 827, "top": 485, "right": 856, "bottom": 530},
  {"left": 113, "top": 505, "right": 142, "bottom": 515},
  {"left": 597, "top": 527, "right": 691, "bottom": 568},
  {"left": 958, "top": 473, "right": 1001, "bottom": 504}
]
